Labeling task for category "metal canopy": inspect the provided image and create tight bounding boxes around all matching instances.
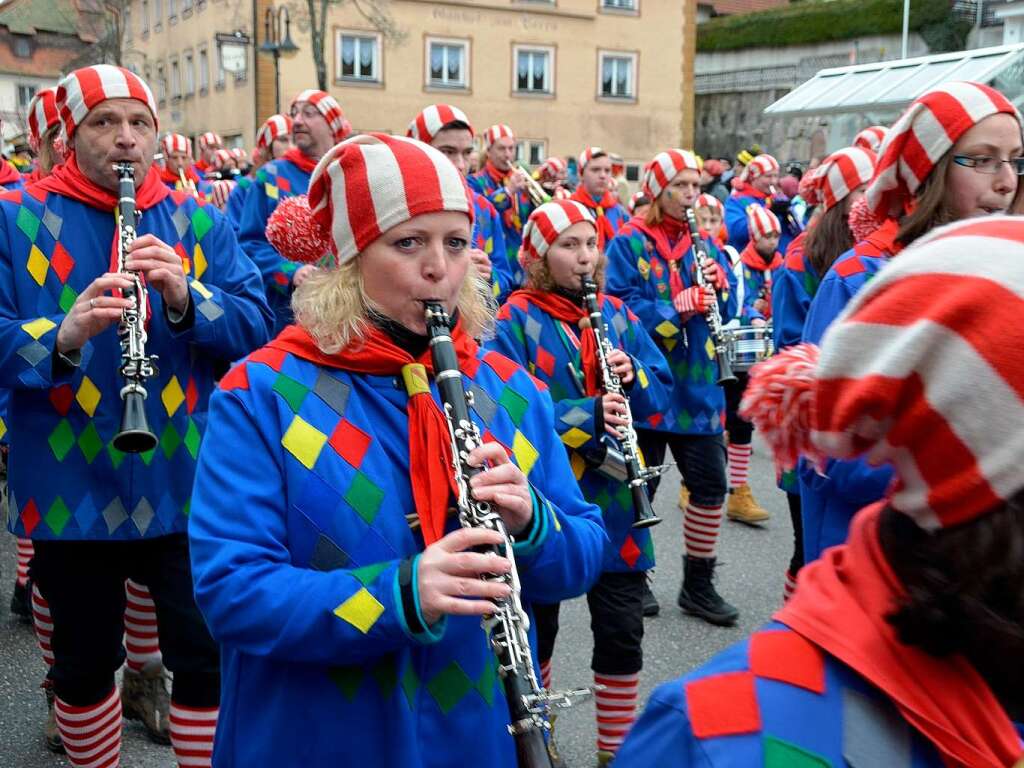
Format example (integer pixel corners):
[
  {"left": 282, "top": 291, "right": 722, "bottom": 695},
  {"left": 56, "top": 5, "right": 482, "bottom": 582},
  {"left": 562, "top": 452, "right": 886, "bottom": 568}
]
[{"left": 764, "top": 43, "right": 1024, "bottom": 118}]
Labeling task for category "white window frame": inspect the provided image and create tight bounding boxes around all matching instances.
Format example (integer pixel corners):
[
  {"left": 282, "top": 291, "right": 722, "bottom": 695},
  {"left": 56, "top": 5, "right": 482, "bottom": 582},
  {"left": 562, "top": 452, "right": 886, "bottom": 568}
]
[
  {"left": 170, "top": 57, "right": 181, "bottom": 99},
  {"left": 512, "top": 44, "right": 555, "bottom": 96},
  {"left": 515, "top": 140, "right": 547, "bottom": 167},
  {"left": 425, "top": 36, "right": 470, "bottom": 91},
  {"left": 598, "top": 50, "right": 638, "bottom": 101},
  {"left": 198, "top": 45, "right": 209, "bottom": 93},
  {"left": 335, "top": 30, "right": 382, "bottom": 84},
  {"left": 156, "top": 63, "right": 166, "bottom": 104},
  {"left": 601, "top": 0, "right": 639, "bottom": 12},
  {"left": 140, "top": 0, "right": 149, "bottom": 34},
  {"left": 153, "top": 0, "right": 162, "bottom": 30},
  {"left": 183, "top": 51, "right": 195, "bottom": 95}
]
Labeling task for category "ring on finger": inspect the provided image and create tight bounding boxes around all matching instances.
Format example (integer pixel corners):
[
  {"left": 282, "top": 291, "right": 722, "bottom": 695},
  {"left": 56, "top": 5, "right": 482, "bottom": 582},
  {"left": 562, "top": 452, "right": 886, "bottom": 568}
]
[{"left": 89, "top": 298, "right": 96, "bottom": 308}]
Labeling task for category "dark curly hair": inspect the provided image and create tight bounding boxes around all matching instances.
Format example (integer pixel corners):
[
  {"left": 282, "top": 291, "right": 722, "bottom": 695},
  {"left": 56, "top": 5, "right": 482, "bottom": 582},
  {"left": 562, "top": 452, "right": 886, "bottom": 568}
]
[{"left": 879, "top": 498, "right": 1024, "bottom": 721}]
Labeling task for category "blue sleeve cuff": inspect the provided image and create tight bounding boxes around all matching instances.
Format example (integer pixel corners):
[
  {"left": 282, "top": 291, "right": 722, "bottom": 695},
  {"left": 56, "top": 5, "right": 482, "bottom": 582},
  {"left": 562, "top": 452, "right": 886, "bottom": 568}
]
[
  {"left": 512, "top": 486, "right": 550, "bottom": 557},
  {"left": 394, "top": 555, "right": 446, "bottom": 644}
]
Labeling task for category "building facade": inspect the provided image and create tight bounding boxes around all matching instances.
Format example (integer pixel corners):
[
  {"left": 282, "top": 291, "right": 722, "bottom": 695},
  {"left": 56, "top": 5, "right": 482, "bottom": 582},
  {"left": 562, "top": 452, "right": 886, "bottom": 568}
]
[{"left": 129, "top": 0, "right": 694, "bottom": 176}]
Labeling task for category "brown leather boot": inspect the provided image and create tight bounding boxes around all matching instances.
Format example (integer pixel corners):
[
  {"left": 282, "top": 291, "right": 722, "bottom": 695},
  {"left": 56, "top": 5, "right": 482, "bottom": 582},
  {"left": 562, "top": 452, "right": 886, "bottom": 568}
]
[
  {"left": 727, "top": 484, "right": 770, "bottom": 525},
  {"left": 121, "top": 662, "right": 171, "bottom": 744}
]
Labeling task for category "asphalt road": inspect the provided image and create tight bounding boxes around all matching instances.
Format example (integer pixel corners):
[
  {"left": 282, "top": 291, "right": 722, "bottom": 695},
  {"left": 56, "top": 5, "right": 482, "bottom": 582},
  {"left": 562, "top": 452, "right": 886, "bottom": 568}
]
[{"left": 0, "top": 438, "right": 793, "bottom": 767}]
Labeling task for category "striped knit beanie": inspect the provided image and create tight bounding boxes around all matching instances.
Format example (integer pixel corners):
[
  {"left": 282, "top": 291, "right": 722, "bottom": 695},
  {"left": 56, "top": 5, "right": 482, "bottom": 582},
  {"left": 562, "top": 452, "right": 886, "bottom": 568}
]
[
  {"left": 308, "top": 133, "right": 473, "bottom": 265},
  {"left": 211, "top": 149, "right": 234, "bottom": 170},
  {"left": 740, "top": 154, "right": 780, "bottom": 183},
  {"left": 256, "top": 114, "right": 293, "bottom": 150},
  {"left": 538, "top": 156, "right": 567, "bottom": 179},
  {"left": 628, "top": 191, "right": 650, "bottom": 213},
  {"left": 292, "top": 89, "right": 352, "bottom": 143},
  {"left": 230, "top": 147, "right": 249, "bottom": 163},
  {"left": 27, "top": 87, "right": 59, "bottom": 147},
  {"left": 406, "top": 104, "right": 473, "bottom": 144},
  {"left": 741, "top": 215, "right": 1024, "bottom": 529},
  {"left": 866, "top": 81, "right": 1021, "bottom": 218},
  {"left": 695, "top": 192, "right": 724, "bottom": 215},
  {"left": 853, "top": 125, "right": 888, "bottom": 153},
  {"left": 748, "top": 205, "right": 781, "bottom": 240},
  {"left": 56, "top": 65, "right": 158, "bottom": 139},
  {"left": 197, "top": 131, "right": 222, "bottom": 152},
  {"left": 642, "top": 149, "right": 702, "bottom": 200},
  {"left": 578, "top": 146, "right": 607, "bottom": 171},
  {"left": 519, "top": 200, "right": 596, "bottom": 268},
  {"left": 817, "top": 147, "right": 877, "bottom": 212},
  {"left": 483, "top": 124, "right": 514, "bottom": 149},
  {"left": 161, "top": 133, "right": 190, "bottom": 157}
]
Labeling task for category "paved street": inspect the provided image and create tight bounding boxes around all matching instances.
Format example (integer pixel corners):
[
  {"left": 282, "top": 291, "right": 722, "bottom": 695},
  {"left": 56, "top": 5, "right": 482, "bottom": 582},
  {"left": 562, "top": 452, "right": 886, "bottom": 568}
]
[{"left": 0, "top": 438, "right": 793, "bottom": 767}]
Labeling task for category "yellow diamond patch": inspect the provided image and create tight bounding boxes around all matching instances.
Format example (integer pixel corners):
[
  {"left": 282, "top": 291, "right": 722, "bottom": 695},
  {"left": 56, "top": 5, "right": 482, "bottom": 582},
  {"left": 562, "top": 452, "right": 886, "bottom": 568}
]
[
  {"left": 333, "top": 587, "right": 384, "bottom": 634},
  {"left": 0, "top": 416, "right": 6, "bottom": 442},
  {"left": 161, "top": 377, "right": 186, "bottom": 416},
  {"left": 191, "top": 279, "right": 213, "bottom": 300},
  {"left": 193, "top": 243, "right": 208, "bottom": 279},
  {"left": 26, "top": 245, "right": 48, "bottom": 286},
  {"left": 21, "top": 316, "right": 56, "bottom": 340},
  {"left": 663, "top": 338, "right": 677, "bottom": 352},
  {"left": 75, "top": 376, "right": 102, "bottom": 417},
  {"left": 265, "top": 183, "right": 279, "bottom": 200},
  {"left": 281, "top": 415, "right": 327, "bottom": 469},
  {"left": 705, "top": 337, "right": 716, "bottom": 360},
  {"left": 561, "top": 427, "right": 591, "bottom": 449},
  {"left": 637, "top": 258, "right": 650, "bottom": 279},
  {"left": 655, "top": 320, "right": 678, "bottom": 338},
  {"left": 637, "top": 368, "right": 649, "bottom": 389},
  {"left": 512, "top": 430, "right": 539, "bottom": 477},
  {"left": 570, "top": 451, "right": 586, "bottom": 481}
]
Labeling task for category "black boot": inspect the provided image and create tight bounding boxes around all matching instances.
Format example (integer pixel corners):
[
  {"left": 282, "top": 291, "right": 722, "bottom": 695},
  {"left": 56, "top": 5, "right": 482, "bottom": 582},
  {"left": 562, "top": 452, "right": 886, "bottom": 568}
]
[
  {"left": 642, "top": 571, "right": 660, "bottom": 617},
  {"left": 677, "top": 555, "right": 739, "bottom": 626},
  {"left": 10, "top": 580, "right": 31, "bottom": 622}
]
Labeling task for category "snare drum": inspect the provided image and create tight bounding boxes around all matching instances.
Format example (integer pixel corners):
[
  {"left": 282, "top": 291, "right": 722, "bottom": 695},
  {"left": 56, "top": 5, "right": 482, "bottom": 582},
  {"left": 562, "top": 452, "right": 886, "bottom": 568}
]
[{"left": 728, "top": 325, "right": 773, "bottom": 372}]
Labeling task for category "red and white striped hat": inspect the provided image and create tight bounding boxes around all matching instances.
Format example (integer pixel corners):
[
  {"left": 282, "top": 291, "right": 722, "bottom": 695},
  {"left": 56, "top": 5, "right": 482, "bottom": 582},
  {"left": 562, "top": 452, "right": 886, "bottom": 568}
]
[
  {"left": 740, "top": 154, "right": 780, "bottom": 183},
  {"left": 742, "top": 215, "right": 1024, "bottom": 529},
  {"left": 308, "top": 133, "right": 473, "bottom": 265},
  {"left": 519, "top": 200, "right": 596, "bottom": 268},
  {"left": 406, "top": 104, "right": 473, "bottom": 144},
  {"left": 748, "top": 205, "right": 781, "bottom": 241},
  {"left": 197, "top": 131, "right": 222, "bottom": 152},
  {"left": 578, "top": 146, "right": 608, "bottom": 171},
  {"left": 256, "top": 114, "right": 293, "bottom": 150},
  {"left": 695, "top": 192, "right": 724, "bottom": 215},
  {"left": 483, "top": 124, "right": 514, "bottom": 149},
  {"left": 628, "top": 191, "right": 650, "bottom": 213},
  {"left": 55, "top": 65, "right": 158, "bottom": 139},
  {"left": 642, "top": 149, "right": 702, "bottom": 200},
  {"left": 866, "top": 81, "right": 1020, "bottom": 218},
  {"left": 27, "top": 87, "right": 59, "bottom": 147},
  {"left": 538, "top": 156, "right": 567, "bottom": 179},
  {"left": 293, "top": 89, "right": 351, "bottom": 143},
  {"left": 230, "top": 147, "right": 249, "bottom": 163},
  {"left": 211, "top": 149, "right": 234, "bottom": 170},
  {"left": 817, "top": 147, "right": 877, "bottom": 212},
  {"left": 161, "top": 133, "right": 190, "bottom": 157},
  {"left": 853, "top": 125, "right": 888, "bottom": 153}
]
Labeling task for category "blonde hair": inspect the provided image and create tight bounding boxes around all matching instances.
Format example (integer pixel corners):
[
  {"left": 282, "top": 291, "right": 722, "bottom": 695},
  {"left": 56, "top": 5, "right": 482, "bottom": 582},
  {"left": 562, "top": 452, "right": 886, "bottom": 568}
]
[{"left": 292, "top": 259, "right": 496, "bottom": 353}]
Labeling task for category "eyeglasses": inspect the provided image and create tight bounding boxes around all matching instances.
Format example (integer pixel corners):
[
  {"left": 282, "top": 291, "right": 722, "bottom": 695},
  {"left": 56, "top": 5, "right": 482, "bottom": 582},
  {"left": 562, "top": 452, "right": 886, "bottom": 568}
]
[{"left": 952, "top": 155, "right": 1024, "bottom": 175}]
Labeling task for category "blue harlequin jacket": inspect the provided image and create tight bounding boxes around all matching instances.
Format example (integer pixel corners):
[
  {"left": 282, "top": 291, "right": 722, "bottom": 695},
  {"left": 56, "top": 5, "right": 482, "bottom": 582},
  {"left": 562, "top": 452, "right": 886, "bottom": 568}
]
[
  {"left": 225, "top": 175, "right": 254, "bottom": 233},
  {"left": 471, "top": 190, "right": 517, "bottom": 306},
  {"left": 188, "top": 341, "right": 606, "bottom": 767},
  {"left": 488, "top": 292, "right": 672, "bottom": 573},
  {"left": 604, "top": 222, "right": 737, "bottom": 435},
  {"left": 0, "top": 186, "right": 272, "bottom": 541},
  {"left": 469, "top": 166, "right": 532, "bottom": 292}
]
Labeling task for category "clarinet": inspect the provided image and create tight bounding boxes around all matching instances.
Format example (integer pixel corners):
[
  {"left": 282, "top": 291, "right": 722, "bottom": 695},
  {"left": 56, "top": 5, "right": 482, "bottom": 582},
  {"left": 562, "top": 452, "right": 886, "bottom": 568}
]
[
  {"left": 112, "top": 163, "right": 159, "bottom": 453},
  {"left": 424, "top": 303, "right": 593, "bottom": 768},
  {"left": 684, "top": 207, "right": 737, "bottom": 385},
  {"left": 581, "top": 277, "right": 663, "bottom": 529}
]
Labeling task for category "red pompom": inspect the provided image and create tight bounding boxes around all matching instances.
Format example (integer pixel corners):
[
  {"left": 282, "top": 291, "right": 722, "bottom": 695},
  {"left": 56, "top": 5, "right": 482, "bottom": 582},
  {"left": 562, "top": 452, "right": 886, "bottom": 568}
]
[
  {"left": 847, "top": 195, "right": 882, "bottom": 242},
  {"left": 739, "top": 343, "right": 822, "bottom": 471},
  {"left": 265, "top": 195, "right": 333, "bottom": 265}
]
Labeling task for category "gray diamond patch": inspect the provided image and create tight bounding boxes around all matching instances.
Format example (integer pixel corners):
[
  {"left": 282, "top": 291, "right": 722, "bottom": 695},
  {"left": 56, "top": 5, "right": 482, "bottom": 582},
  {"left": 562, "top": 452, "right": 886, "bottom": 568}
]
[
  {"left": 42, "top": 207, "right": 63, "bottom": 240},
  {"left": 131, "top": 497, "right": 155, "bottom": 536},
  {"left": 313, "top": 371, "right": 350, "bottom": 415},
  {"left": 8, "top": 489, "right": 18, "bottom": 528},
  {"left": 560, "top": 406, "right": 591, "bottom": 427},
  {"left": 612, "top": 312, "right": 628, "bottom": 337},
  {"left": 172, "top": 205, "right": 190, "bottom": 239},
  {"left": 310, "top": 533, "right": 350, "bottom": 571},
  {"left": 17, "top": 341, "right": 48, "bottom": 367},
  {"left": 469, "top": 383, "right": 497, "bottom": 425},
  {"left": 843, "top": 688, "right": 910, "bottom": 768},
  {"left": 102, "top": 498, "right": 128, "bottom": 535},
  {"left": 197, "top": 300, "right": 224, "bottom": 322},
  {"left": 524, "top": 315, "right": 542, "bottom": 343}
]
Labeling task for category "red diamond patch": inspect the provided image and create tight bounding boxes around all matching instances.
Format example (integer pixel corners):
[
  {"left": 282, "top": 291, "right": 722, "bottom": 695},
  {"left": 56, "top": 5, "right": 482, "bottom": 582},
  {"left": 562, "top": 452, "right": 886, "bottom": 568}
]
[
  {"left": 49, "top": 384, "right": 74, "bottom": 416},
  {"left": 619, "top": 535, "right": 641, "bottom": 568},
  {"left": 185, "top": 377, "right": 199, "bottom": 414},
  {"left": 277, "top": 176, "right": 292, "bottom": 193},
  {"left": 248, "top": 347, "right": 287, "bottom": 371},
  {"left": 219, "top": 363, "right": 250, "bottom": 391},
  {"left": 329, "top": 419, "right": 371, "bottom": 468},
  {"left": 749, "top": 630, "right": 826, "bottom": 695},
  {"left": 685, "top": 672, "right": 761, "bottom": 739},
  {"left": 50, "top": 243, "right": 75, "bottom": 283},
  {"left": 534, "top": 347, "right": 555, "bottom": 377},
  {"left": 21, "top": 499, "right": 41, "bottom": 536}
]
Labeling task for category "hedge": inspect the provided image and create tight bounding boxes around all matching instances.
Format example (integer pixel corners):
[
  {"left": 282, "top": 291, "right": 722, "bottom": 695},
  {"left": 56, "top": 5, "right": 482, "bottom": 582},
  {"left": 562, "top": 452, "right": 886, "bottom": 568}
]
[{"left": 697, "top": 0, "right": 966, "bottom": 53}]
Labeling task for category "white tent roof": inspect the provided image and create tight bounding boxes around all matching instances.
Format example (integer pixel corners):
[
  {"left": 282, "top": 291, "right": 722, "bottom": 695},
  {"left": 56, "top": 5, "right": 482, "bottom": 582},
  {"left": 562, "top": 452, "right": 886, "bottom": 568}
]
[{"left": 764, "top": 43, "right": 1024, "bottom": 118}]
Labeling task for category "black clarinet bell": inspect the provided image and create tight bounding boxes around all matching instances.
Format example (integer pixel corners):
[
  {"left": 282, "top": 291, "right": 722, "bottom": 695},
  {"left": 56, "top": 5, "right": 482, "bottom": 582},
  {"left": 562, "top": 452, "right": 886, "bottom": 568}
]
[{"left": 113, "top": 390, "right": 158, "bottom": 454}]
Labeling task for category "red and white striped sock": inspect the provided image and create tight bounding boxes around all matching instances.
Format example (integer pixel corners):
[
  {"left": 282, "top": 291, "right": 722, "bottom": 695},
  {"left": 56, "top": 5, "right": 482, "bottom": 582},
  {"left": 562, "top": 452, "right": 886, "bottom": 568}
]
[
  {"left": 727, "top": 442, "right": 752, "bottom": 490},
  {"left": 170, "top": 703, "right": 218, "bottom": 767},
  {"left": 54, "top": 686, "right": 122, "bottom": 768},
  {"left": 594, "top": 672, "right": 639, "bottom": 754},
  {"left": 684, "top": 502, "right": 723, "bottom": 558},
  {"left": 124, "top": 580, "right": 162, "bottom": 673},
  {"left": 783, "top": 569, "right": 798, "bottom": 602},
  {"left": 539, "top": 659, "right": 552, "bottom": 690},
  {"left": 15, "top": 536, "right": 33, "bottom": 587},
  {"left": 32, "top": 584, "right": 54, "bottom": 667}
]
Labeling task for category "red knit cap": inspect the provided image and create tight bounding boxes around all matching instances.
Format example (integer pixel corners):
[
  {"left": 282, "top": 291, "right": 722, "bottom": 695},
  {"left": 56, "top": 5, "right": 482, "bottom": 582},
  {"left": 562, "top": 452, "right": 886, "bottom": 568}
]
[
  {"left": 27, "top": 87, "right": 59, "bottom": 148},
  {"left": 161, "top": 133, "right": 190, "bottom": 156},
  {"left": 56, "top": 65, "right": 158, "bottom": 139},
  {"left": 740, "top": 154, "right": 780, "bottom": 183},
  {"left": 818, "top": 147, "right": 877, "bottom": 212},
  {"left": 197, "top": 131, "right": 222, "bottom": 152},
  {"left": 483, "top": 124, "right": 514, "bottom": 149},
  {"left": 695, "top": 192, "right": 723, "bottom": 215},
  {"left": 538, "top": 157, "right": 567, "bottom": 179},
  {"left": 519, "top": 200, "right": 596, "bottom": 268},
  {"left": 292, "top": 89, "right": 352, "bottom": 143},
  {"left": 747, "top": 205, "right": 781, "bottom": 240},
  {"left": 406, "top": 104, "right": 473, "bottom": 144},
  {"left": 866, "top": 81, "right": 1021, "bottom": 218},
  {"left": 742, "top": 215, "right": 1024, "bottom": 529},
  {"left": 307, "top": 133, "right": 474, "bottom": 265},
  {"left": 853, "top": 125, "right": 888, "bottom": 153},
  {"left": 798, "top": 164, "right": 827, "bottom": 206},
  {"left": 230, "top": 147, "right": 249, "bottom": 162},
  {"left": 578, "top": 146, "right": 607, "bottom": 171},
  {"left": 628, "top": 191, "right": 649, "bottom": 213},
  {"left": 642, "top": 149, "right": 701, "bottom": 199},
  {"left": 256, "top": 114, "right": 293, "bottom": 150},
  {"left": 211, "top": 149, "right": 234, "bottom": 170}
]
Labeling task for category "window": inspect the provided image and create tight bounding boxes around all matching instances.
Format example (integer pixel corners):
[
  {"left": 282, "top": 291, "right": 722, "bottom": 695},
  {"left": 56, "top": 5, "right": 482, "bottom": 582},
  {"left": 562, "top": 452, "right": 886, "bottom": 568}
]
[
  {"left": 426, "top": 38, "right": 468, "bottom": 89},
  {"left": 11, "top": 36, "right": 31, "bottom": 59},
  {"left": 124, "top": 5, "right": 132, "bottom": 41},
  {"left": 170, "top": 58, "right": 181, "bottom": 99},
  {"left": 168, "top": 0, "right": 176, "bottom": 18},
  {"left": 154, "top": 0, "right": 162, "bottom": 30},
  {"left": 336, "top": 32, "right": 380, "bottom": 82},
  {"left": 515, "top": 140, "right": 546, "bottom": 167},
  {"left": 514, "top": 46, "right": 553, "bottom": 95},
  {"left": 182, "top": 0, "right": 192, "bottom": 13},
  {"left": 625, "top": 163, "right": 641, "bottom": 182},
  {"left": 199, "top": 47, "right": 209, "bottom": 92},
  {"left": 184, "top": 52, "right": 194, "bottom": 95},
  {"left": 16, "top": 84, "right": 36, "bottom": 109},
  {"left": 215, "top": 44, "right": 226, "bottom": 87},
  {"left": 599, "top": 51, "right": 637, "bottom": 100},
  {"left": 141, "top": 0, "right": 149, "bottom": 33},
  {"left": 156, "top": 63, "right": 166, "bottom": 104},
  {"left": 602, "top": 0, "right": 637, "bottom": 9}
]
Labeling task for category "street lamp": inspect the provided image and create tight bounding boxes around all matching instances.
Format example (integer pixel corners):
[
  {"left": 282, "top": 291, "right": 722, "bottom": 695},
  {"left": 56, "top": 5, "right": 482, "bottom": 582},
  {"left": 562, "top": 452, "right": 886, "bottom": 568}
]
[{"left": 259, "top": 5, "right": 300, "bottom": 114}]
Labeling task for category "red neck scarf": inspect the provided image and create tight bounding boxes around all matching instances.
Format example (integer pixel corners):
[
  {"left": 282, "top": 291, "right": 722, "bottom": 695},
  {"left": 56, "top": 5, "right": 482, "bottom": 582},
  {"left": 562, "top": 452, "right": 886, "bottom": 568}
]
[
  {"left": 628, "top": 214, "right": 697, "bottom": 300},
  {"left": 739, "top": 241, "right": 782, "bottom": 272},
  {"left": 194, "top": 159, "right": 210, "bottom": 174},
  {"left": 282, "top": 147, "right": 319, "bottom": 175},
  {"left": 777, "top": 504, "right": 1023, "bottom": 768},
  {"left": 862, "top": 217, "right": 904, "bottom": 259},
  {"left": 157, "top": 165, "right": 200, "bottom": 188},
  {"left": 732, "top": 179, "right": 770, "bottom": 203},
  {"left": 569, "top": 187, "right": 619, "bottom": 248},
  {"left": 0, "top": 159, "right": 21, "bottom": 187},
  {"left": 268, "top": 322, "right": 480, "bottom": 546},
  {"left": 509, "top": 289, "right": 601, "bottom": 396},
  {"left": 484, "top": 160, "right": 509, "bottom": 186}
]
